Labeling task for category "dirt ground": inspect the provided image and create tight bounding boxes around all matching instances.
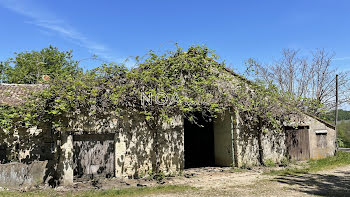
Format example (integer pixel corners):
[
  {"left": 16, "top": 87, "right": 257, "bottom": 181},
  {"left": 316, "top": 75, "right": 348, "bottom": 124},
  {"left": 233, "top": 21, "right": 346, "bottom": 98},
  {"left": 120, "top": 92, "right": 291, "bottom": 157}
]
[
  {"left": 54, "top": 164, "right": 349, "bottom": 197},
  {"left": 7, "top": 165, "right": 349, "bottom": 196},
  {"left": 152, "top": 165, "right": 350, "bottom": 197}
]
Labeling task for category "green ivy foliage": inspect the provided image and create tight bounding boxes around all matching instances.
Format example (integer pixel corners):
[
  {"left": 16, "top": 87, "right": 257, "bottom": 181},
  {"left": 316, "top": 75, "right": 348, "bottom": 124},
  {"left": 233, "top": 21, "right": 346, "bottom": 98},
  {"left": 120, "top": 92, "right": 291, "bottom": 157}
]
[{"left": 0, "top": 45, "right": 303, "bottom": 138}]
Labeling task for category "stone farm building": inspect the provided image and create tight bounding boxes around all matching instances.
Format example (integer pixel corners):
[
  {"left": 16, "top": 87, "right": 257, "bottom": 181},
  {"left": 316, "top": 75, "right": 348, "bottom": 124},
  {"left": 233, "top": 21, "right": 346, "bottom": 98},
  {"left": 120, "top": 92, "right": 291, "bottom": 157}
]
[{"left": 0, "top": 69, "right": 336, "bottom": 187}]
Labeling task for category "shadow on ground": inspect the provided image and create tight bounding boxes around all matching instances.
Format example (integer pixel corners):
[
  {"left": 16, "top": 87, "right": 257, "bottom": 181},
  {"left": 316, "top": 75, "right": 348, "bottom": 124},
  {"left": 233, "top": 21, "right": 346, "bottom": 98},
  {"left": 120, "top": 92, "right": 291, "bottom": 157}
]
[{"left": 274, "top": 169, "right": 350, "bottom": 196}]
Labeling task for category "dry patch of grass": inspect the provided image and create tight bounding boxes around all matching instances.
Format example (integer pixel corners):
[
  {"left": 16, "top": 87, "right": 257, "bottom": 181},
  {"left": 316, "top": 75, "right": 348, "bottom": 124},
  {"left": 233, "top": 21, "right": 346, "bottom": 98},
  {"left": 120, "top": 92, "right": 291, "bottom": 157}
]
[
  {"left": 0, "top": 185, "right": 195, "bottom": 197},
  {"left": 266, "top": 151, "right": 350, "bottom": 176}
]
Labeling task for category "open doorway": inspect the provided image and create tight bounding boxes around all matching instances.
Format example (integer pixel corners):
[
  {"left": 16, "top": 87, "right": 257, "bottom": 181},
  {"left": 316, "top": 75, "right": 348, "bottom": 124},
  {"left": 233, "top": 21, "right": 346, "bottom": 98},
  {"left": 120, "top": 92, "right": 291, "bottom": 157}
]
[
  {"left": 184, "top": 111, "right": 234, "bottom": 169},
  {"left": 184, "top": 113, "right": 215, "bottom": 168}
]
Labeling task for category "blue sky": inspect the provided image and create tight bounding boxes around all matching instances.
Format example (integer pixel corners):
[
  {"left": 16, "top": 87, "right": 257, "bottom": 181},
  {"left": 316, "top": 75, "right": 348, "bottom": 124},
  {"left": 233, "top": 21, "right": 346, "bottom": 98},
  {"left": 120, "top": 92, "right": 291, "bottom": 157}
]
[{"left": 0, "top": 0, "right": 350, "bottom": 72}]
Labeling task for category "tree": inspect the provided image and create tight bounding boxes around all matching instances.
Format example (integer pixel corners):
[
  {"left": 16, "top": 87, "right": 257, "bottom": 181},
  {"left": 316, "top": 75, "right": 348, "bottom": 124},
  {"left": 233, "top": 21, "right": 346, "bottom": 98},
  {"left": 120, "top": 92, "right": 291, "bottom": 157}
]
[
  {"left": 248, "top": 48, "right": 350, "bottom": 115},
  {"left": 0, "top": 62, "right": 8, "bottom": 83},
  {"left": 1, "top": 46, "right": 80, "bottom": 84},
  {"left": 323, "top": 109, "right": 350, "bottom": 121}
]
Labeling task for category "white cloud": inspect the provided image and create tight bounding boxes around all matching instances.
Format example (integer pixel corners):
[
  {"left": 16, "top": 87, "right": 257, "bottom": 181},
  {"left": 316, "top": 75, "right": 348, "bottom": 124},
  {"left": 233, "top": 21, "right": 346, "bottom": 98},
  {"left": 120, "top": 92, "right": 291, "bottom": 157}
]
[{"left": 0, "top": 0, "right": 118, "bottom": 62}]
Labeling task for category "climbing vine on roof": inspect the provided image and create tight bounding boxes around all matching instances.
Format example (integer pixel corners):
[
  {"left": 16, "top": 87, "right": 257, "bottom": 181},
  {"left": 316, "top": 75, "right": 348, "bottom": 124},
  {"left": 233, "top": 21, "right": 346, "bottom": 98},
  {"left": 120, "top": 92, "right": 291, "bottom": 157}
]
[{"left": 0, "top": 45, "right": 301, "bottom": 137}]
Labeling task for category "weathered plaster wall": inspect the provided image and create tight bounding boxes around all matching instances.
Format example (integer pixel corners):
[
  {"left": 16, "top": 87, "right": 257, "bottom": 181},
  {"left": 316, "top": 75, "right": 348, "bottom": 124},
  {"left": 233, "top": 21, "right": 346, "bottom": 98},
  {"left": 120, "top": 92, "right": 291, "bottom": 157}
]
[
  {"left": 1, "top": 125, "right": 53, "bottom": 163},
  {"left": 288, "top": 114, "right": 336, "bottom": 160},
  {"left": 214, "top": 111, "right": 287, "bottom": 168},
  {"left": 158, "top": 115, "right": 184, "bottom": 175},
  {"left": 307, "top": 117, "right": 336, "bottom": 160},
  {"left": 73, "top": 134, "right": 115, "bottom": 179},
  {"left": 68, "top": 112, "right": 184, "bottom": 179},
  {"left": 233, "top": 112, "right": 335, "bottom": 167},
  {"left": 261, "top": 130, "right": 287, "bottom": 163},
  {"left": 235, "top": 113, "right": 260, "bottom": 167},
  {"left": 236, "top": 128, "right": 287, "bottom": 167},
  {"left": 115, "top": 114, "right": 154, "bottom": 178},
  {"left": 0, "top": 161, "right": 47, "bottom": 188},
  {"left": 17, "top": 126, "right": 54, "bottom": 163},
  {"left": 1, "top": 109, "right": 335, "bottom": 187},
  {"left": 59, "top": 132, "right": 74, "bottom": 185},
  {"left": 115, "top": 113, "right": 184, "bottom": 178},
  {"left": 0, "top": 125, "right": 59, "bottom": 187},
  {"left": 213, "top": 112, "right": 233, "bottom": 166},
  {"left": 235, "top": 126, "right": 260, "bottom": 167}
]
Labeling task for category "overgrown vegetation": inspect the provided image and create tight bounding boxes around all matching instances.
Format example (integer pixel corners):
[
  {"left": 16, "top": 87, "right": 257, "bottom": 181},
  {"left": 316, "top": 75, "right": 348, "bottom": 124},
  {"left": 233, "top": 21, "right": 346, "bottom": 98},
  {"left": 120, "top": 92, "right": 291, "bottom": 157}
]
[
  {"left": 266, "top": 151, "right": 350, "bottom": 176},
  {"left": 323, "top": 109, "right": 350, "bottom": 121},
  {"left": 322, "top": 109, "right": 350, "bottom": 148},
  {"left": 0, "top": 45, "right": 302, "bottom": 167},
  {"left": 264, "top": 159, "right": 276, "bottom": 167},
  {"left": 337, "top": 120, "right": 350, "bottom": 147}
]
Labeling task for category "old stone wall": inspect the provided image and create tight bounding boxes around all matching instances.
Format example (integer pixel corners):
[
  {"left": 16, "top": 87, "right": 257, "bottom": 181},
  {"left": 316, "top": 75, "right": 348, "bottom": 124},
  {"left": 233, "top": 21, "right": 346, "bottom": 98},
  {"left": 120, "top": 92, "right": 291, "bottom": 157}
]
[
  {"left": 261, "top": 130, "right": 287, "bottom": 164},
  {"left": 307, "top": 117, "right": 336, "bottom": 160},
  {"left": 68, "top": 111, "right": 184, "bottom": 179},
  {"left": 0, "top": 161, "right": 47, "bottom": 188},
  {"left": 235, "top": 123, "right": 260, "bottom": 167},
  {"left": 234, "top": 113, "right": 336, "bottom": 167},
  {"left": 288, "top": 114, "right": 336, "bottom": 160},
  {"left": 0, "top": 109, "right": 335, "bottom": 186},
  {"left": 18, "top": 126, "right": 54, "bottom": 163},
  {"left": 113, "top": 113, "right": 184, "bottom": 178},
  {"left": 235, "top": 126, "right": 286, "bottom": 167},
  {"left": 0, "top": 125, "right": 54, "bottom": 164},
  {"left": 0, "top": 125, "right": 58, "bottom": 187},
  {"left": 213, "top": 112, "right": 234, "bottom": 166}
]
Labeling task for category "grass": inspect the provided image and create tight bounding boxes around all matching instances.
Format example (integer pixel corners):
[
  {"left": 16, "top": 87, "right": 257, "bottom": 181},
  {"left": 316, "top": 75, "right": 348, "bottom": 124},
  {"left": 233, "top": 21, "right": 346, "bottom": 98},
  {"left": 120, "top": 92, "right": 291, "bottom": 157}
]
[
  {"left": 229, "top": 168, "right": 249, "bottom": 173},
  {"left": 0, "top": 190, "right": 58, "bottom": 197},
  {"left": 266, "top": 151, "right": 350, "bottom": 176},
  {"left": 0, "top": 185, "right": 195, "bottom": 197}
]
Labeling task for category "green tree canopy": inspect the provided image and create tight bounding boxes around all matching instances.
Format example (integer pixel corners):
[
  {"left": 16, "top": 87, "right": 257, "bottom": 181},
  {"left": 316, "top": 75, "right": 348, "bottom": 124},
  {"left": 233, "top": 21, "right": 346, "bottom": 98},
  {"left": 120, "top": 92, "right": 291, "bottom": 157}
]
[
  {"left": 1, "top": 45, "right": 80, "bottom": 84},
  {"left": 322, "top": 109, "right": 350, "bottom": 121}
]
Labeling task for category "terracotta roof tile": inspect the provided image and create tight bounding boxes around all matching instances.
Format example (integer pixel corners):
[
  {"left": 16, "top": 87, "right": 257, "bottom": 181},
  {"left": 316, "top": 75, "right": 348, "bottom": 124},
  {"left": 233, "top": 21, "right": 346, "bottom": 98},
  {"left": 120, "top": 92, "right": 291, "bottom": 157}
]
[{"left": 0, "top": 84, "right": 47, "bottom": 106}]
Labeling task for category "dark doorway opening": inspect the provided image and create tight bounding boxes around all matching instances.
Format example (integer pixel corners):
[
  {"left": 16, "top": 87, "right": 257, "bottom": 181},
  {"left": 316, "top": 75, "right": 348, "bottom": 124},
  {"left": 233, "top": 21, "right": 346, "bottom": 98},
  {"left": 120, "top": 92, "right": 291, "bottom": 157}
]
[{"left": 184, "top": 113, "right": 215, "bottom": 168}]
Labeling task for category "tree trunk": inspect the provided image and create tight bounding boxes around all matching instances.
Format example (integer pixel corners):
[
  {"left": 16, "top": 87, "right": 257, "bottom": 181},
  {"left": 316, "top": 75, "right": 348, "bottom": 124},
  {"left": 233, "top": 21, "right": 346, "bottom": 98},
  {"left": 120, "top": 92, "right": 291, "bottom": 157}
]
[{"left": 257, "top": 118, "right": 264, "bottom": 166}]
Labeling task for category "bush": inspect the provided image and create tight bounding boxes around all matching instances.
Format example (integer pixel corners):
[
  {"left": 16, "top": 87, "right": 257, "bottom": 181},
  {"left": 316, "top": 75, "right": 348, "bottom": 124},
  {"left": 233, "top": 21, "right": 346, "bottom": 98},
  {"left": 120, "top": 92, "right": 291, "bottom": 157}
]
[{"left": 264, "top": 159, "right": 276, "bottom": 167}]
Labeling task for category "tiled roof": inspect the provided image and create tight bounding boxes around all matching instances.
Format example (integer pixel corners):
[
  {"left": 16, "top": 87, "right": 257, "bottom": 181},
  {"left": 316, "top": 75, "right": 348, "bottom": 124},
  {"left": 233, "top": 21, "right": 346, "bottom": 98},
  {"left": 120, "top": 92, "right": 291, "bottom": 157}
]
[{"left": 0, "top": 84, "right": 47, "bottom": 106}]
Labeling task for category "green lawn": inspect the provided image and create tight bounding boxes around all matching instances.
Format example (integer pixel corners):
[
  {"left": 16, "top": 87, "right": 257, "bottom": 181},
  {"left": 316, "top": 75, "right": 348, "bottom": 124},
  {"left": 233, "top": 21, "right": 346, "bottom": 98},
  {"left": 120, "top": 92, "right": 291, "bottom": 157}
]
[
  {"left": 266, "top": 151, "right": 350, "bottom": 176},
  {"left": 0, "top": 185, "right": 195, "bottom": 197}
]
